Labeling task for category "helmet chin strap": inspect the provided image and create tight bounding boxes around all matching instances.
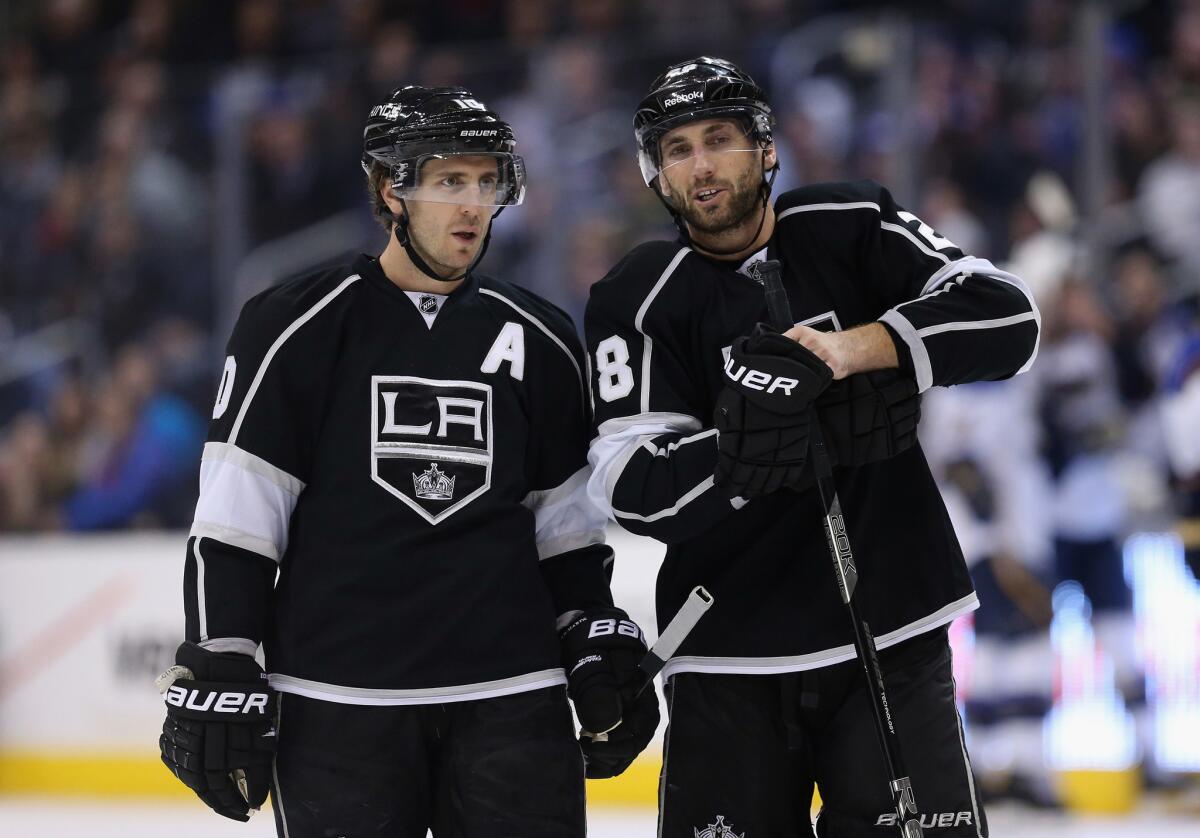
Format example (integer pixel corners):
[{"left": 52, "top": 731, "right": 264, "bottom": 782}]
[
  {"left": 394, "top": 199, "right": 498, "bottom": 283},
  {"left": 662, "top": 149, "right": 778, "bottom": 258}
]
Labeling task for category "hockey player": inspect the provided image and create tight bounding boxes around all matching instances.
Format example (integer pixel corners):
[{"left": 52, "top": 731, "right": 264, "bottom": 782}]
[
  {"left": 156, "top": 86, "right": 658, "bottom": 837},
  {"left": 585, "top": 58, "right": 1041, "bottom": 836}
]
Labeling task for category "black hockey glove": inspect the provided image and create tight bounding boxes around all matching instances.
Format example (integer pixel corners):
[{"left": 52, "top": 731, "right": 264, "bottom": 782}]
[
  {"left": 815, "top": 369, "right": 920, "bottom": 468},
  {"left": 560, "top": 607, "right": 660, "bottom": 779},
  {"left": 714, "top": 324, "right": 833, "bottom": 498},
  {"left": 157, "top": 642, "right": 277, "bottom": 821}
]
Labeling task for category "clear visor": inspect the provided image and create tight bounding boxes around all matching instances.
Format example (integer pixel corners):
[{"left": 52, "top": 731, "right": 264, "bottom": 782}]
[
  {"left": 390, "top": 152, "right": 526, "bottom": 208},
  {"left": 640, "top": 146, "right": 762, "bottom": 190}
]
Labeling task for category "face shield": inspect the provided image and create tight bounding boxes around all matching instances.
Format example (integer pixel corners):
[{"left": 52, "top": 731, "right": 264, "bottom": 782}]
[
  {"left": 388, "top": 151, "right": 526, "bottom": 208},
  {"left": 636, "top": 114, "right": 762, "bottom": 189}
]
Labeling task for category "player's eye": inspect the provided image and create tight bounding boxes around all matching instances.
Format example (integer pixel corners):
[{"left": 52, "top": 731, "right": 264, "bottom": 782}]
[
  {"left": 666, "top": 144, "right": 690, "bottom": 160},
  {"left": 708, "top": 135, "right": 730, "bottom": 146},
  {"left": 438, "top": 175, "right": 463, "bottom": 188}
]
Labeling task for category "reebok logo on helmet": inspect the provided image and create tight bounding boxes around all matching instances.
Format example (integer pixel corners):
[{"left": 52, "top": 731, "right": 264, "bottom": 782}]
[{"left": 663, "top": 89, "right": 704, "bottom": 108}]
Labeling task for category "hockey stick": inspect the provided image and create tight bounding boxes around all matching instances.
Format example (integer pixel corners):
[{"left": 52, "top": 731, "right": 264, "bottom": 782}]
[
  {"left": 635, "top": 585, "right": 713, "bottom": 698},
  {"left": 747, "top": 259, "right": 924, "bottom": 838}
]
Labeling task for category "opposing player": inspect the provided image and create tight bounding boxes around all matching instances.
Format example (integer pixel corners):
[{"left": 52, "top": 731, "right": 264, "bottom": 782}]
[
  {"left": 585, "top": 58, "right": 1041, "bottom": 836},
  {"left": 156, "top": 86, "right": 657, "bottom": 837}
]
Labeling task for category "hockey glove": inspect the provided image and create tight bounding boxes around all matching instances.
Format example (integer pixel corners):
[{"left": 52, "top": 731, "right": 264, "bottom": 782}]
[
  {"left": 815, "top": 369, "right": 920, "bottom": 468},
  {"left": 157, "top": 642, "right": 277, "bottom": 821},
  {"left": 714, "top": 324, "right": 833, "bottom": 498},
  {"left": 560, "top": 607, "right": 660, "bottom": 778}
]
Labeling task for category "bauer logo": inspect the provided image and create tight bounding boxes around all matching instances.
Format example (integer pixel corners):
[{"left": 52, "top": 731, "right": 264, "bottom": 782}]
[
  {"left": 164, "top": 685, "right": 270, "bottom": 714},
  {"left": 664, "top": 89, "right": 705, "bottom": 108},
  {"left": 876, "top": 811, "right": 973, "bottom": 829},
  {"left": 371, "top": 376, "right": 493, "bottom": 525},
  {"left": 459, "top": 129, "right": 499, "bottom": 137},
  {"left": 723, "top": 357, "right": 799, "bottom": 396}
]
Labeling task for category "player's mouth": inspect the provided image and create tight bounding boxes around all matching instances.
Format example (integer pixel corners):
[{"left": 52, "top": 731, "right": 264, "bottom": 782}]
[
  {"left": 692, "top": 187, "right": 724, "bottom": 205},
  {"left": 451, "top": 230, "right": 479, "bottom": 243}
]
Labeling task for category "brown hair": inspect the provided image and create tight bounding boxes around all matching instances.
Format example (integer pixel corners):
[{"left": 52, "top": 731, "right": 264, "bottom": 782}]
[{"left": 365, "top": 162, "right": 396, "bottom": 232}]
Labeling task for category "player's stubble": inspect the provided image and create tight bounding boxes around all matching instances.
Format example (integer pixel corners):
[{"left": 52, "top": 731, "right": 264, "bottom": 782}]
[{"left": 672, "top": 154, "right": 764, "bottom": 236}]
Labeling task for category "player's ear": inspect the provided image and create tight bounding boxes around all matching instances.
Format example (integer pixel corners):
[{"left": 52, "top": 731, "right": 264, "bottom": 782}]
[
  {"left": 381, "top": 177, "right": 406, "bottom": 220},
  {"left": 657, "top": 172, "right": 673, "bottom": 199},
  {"left": 762, "top": 143, "right": 778, "bottom": 172}
]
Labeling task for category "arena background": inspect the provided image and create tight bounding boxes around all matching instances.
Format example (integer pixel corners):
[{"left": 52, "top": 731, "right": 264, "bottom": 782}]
[{"left": 1, "top": 0, "right": 1199, "bottom": 835}]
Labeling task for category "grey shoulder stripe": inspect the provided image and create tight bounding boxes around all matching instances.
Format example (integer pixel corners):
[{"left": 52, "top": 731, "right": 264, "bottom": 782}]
[
  {"left": 202, "top": 441, "right": 305, "bottom": 495},
  {"left": 596, "top": 411, "right": 701, "bottom": 439},
  {"left": 479, "top": 288, "right": 585, "bottom": 410},
  {"left": 634, "top": 247, "right": 691, "bottom": 415},
  {"left": 228, "top": 274, "right": 360, "bottom": 445}
]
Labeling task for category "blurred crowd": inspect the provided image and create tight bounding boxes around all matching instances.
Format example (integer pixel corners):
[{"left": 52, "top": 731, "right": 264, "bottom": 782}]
[{"left": 2, "top": 0, "right": 1200, "bottom": 805}]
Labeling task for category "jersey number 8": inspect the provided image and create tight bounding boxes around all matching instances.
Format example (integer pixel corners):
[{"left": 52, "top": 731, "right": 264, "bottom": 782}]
[{"left": 595, "top": 336, "right": 634, "bottom": 402}]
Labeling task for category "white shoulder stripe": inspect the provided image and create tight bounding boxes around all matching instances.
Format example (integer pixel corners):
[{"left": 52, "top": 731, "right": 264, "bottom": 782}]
[
  {"left": 613, "top": 475, "right": 715, "bottom": 523},
  {"left": 917, "top": 311, "right": 1039, "bottom": 338},
  {"left": 777, "top": 200, "right": 954, "bottom": 265},
  {"left": 479, "top": 288, "right": 585, "bottom": 410},
  {"left": 228, "top": 274, "right": 361, "bottom": 445},
  {"left": 193, "top": 538, "right": 208, "bottom": 640},
  {"left": 776, "top": 200, "right": 882, "bottom": 219},
  {"left": 880, "top": 221, "right": 952, "bottom": 265},
  {"left": 634, "top": 247, "right": 691, "bottom": 414}
]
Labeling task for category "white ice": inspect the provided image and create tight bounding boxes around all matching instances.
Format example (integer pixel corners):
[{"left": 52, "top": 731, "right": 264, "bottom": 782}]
[{"left": 2, "top": 799, "right": 1199, "bottom": 837}]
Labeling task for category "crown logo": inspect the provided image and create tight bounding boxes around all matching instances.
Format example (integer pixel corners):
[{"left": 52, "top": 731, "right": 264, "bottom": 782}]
[
  {"left": 694, "top": 816, "right": 744, "bottom": 838},
  {"left": 413, "top": 462, "right": 455, "bottom": 500}
]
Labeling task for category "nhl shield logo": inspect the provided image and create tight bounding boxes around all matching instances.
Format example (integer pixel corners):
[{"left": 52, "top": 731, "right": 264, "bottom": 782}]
[
  {"left": 371, "top": 376, "right": 492, "bottom": 524},
  {"left": 694, "top": 816, "right": 745, "bottom": 838}
]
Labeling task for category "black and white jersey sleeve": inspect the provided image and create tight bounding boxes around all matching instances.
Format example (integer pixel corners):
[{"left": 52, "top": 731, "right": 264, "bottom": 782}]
[
  {"left": 775, "top": 180, "right": 1041, "bottom": 393},
  {"left": 184, "top": 272, "right": 358, "bottom": 657},
  {"left": 584, "top": 243, "right": 741, "bottom": 544},
  {"left": 478, "top": 280, "right": 614, "bottom": 619}
]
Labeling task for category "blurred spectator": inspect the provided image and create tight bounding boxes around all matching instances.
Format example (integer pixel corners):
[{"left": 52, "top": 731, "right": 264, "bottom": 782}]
[
  {"left": 58, "top": 343, "right": 204, "bottom": 531},
  {"left": 1138, "top": 95, "right": 1200, "bottom": 277}
]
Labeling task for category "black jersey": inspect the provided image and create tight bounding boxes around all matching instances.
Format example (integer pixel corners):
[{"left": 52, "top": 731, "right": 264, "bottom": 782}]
[
  {"left": 183, "top": 254, "right": 611, "bottom": 704},
  {"left": 584, "top": 180, "right": 1040, "bottom": 677}
]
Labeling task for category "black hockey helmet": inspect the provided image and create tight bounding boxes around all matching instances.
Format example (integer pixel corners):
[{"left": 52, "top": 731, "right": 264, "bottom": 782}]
[
  {"left": 633, "top": 56, "right": 774, "bottom": 188},
  {"left": 362, "top": 85, "right": 526, "bottom": 208},
  {"left": 360, "top": 85, "right": 525, "bottom": 281}
]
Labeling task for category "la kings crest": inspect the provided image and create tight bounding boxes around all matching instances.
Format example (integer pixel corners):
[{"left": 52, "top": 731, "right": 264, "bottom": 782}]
[{"left": 371, "top": 375, "right": 492, "bottom": 524}]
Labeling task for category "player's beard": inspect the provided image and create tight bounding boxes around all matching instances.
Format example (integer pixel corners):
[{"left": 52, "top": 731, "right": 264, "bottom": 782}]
[{"left": 674, "top": 162, "right": 763, "bottom": 236}]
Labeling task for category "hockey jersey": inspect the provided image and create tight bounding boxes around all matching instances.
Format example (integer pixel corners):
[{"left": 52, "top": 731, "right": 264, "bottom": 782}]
[
  {"left": 184, "top": 254, "right": 609, "bottom": 704},
  {"left": 585, "top": 180, "right": 1041, "bottom": 677}
]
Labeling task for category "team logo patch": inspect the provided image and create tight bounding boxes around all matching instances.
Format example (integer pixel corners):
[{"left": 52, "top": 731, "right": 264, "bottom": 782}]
[
  {"left": 371, "top": 376, "right": 492, "bottom": 524},
  {"left": 694, "top": 815, "right": 744, "bottom": 838}
]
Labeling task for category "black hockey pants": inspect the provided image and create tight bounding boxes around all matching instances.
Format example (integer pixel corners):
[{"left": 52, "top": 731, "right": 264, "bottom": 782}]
[
  {"left": 658, "top": 627, "right": 987, "bottom": 837},
  {"left": 270, "top": 685, "right": 585, "bottom": 837}
]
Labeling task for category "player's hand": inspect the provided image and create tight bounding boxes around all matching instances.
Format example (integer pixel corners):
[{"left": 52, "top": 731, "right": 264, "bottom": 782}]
[
  {"left": 714, "top": 324, "right": 832, "bottom": 497},
  {"left": 559, "top": 607, "right": 660, "bottom": 778},
  {"left": 157, "top": 642, "right": 277, "bottom": 821},
  {"left": 783, "top": 322, "right": 899, "bottom": 380},
  {"left": 814, "top": 369, "right": 920, "bottom": 467}
]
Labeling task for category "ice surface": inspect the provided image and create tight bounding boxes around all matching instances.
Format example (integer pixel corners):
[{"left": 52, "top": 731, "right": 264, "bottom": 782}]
[{"left": 2, "top": 799, "right": 1198, "bottom": 837}]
